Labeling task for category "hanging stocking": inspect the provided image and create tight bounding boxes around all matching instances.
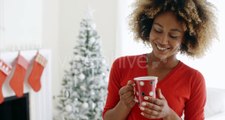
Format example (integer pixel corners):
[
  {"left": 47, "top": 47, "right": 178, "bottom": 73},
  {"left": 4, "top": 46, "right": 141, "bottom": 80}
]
[
  {"left": 9, "top": 55, "right": 29, "bottom": 97},
  {"left": 0, "top": 60, "right": 12, "bottom": 103},
  {"left": 28, "top": 53, "right": 47, "bottom": 92}
]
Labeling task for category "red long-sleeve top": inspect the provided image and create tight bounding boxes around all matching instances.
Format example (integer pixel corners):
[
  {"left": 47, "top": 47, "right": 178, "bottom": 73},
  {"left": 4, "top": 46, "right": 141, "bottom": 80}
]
[{"left": 103, "top": 54, "right": 206, "bottom": 120}]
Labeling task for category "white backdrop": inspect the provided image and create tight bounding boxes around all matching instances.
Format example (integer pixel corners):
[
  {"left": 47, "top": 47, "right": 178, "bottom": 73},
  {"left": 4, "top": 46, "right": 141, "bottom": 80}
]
[{"left": 0, "top": 0, "right": 42, "bottom": 50}]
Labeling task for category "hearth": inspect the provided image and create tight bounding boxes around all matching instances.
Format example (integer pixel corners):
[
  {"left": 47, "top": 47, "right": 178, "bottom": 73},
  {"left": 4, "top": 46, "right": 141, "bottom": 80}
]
[{"left": 0, "top": 93, "right": 29, "bottom": 120}]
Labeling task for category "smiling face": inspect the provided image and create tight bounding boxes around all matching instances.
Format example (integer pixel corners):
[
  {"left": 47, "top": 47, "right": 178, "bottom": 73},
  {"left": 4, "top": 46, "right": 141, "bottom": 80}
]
[{"left": 149, "top": 11, "right": 186, "bottom": 60}]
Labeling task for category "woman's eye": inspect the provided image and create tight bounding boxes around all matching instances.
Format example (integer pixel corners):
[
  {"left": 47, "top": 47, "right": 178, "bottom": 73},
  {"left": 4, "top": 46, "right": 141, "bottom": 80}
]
[
  {"left": 154, "top": 28, "right": 162, "bottom": 33},
  {"left": 170, "top": 35, "right": 178, "bottom": 39}
]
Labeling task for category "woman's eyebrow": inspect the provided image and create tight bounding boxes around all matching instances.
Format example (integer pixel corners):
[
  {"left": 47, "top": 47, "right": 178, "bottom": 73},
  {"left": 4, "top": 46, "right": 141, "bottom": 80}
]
[
  {"left": 171, "top": 29, "right": 182, "bottom": 33},
  {"left": 153, "top": 23, "right": 163, "bottom": 28}
]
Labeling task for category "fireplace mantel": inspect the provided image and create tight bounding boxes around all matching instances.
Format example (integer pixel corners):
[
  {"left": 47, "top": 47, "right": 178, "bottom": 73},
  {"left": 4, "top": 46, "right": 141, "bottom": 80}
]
[{"left": 1, "top": 49, "right": 52, "bottom": 120}]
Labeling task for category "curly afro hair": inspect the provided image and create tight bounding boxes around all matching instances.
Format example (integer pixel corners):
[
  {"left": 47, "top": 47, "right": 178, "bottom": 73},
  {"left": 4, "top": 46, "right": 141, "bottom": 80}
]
[{"left": 129, "top": 0, "right": 217, "bottom": 58}]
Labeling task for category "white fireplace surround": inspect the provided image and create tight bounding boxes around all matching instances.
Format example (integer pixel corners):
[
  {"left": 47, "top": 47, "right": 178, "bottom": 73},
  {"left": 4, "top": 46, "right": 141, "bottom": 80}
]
[{"left": 1, "top": 49, "right": 52, "bottom": 120}]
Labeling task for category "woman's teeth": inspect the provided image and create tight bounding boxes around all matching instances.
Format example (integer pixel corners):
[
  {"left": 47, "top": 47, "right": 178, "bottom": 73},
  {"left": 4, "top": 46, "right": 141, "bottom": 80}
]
[{"left": 156, "top": 45, "right": 167, "bottom": 51}]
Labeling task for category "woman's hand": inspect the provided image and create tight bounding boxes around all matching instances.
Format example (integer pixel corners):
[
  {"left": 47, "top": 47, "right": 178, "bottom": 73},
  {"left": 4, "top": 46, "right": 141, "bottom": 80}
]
[
  {"left": 118, "top": 80, "right": 136, "bottom": 109},
  {"left": 140, "top": 89, "right": 180, "bottom": 120}
]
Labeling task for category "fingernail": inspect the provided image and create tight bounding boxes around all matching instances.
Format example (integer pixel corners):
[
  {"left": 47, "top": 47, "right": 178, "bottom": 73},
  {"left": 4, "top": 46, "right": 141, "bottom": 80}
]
[
  {"left": 140, "top": 107, "right": 145, "bottom": 111},
  {"left": 144, "top": 96, "right": 149, "bottom": 100},
  {"left": 141, "top": 112, "right": 144, "bottom": 116},
  {"left": 141, "top": 102, "right": 146, "bottom": 106}
]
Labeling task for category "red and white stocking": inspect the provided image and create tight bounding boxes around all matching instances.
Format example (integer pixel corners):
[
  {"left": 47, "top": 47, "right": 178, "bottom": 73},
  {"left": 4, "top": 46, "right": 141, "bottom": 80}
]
[
  {"left": 9, "top": 55, "right": 28, "bottom": 97},
  {"left": 0, "top": 60, "right": 12, "bottom": 103},
  {"left": 28, "top": 53, "right": 47, "bottom": 92}
]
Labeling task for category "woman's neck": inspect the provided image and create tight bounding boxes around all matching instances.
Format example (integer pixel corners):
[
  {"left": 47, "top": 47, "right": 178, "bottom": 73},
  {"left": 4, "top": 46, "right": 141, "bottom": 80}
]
[{"left": 148, "top": 53, "right": 179, "bottom": 70}]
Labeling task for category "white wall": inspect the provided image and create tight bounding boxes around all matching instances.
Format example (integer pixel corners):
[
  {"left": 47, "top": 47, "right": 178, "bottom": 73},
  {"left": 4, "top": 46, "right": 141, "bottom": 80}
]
[
  {"left": 116, "top": 0, "right": 150, "bottom": 57},
  {"left": 0, "top": 0, "right": 43, "bottom": 50},
  {"left": 42, "top": 0, "right": 60, "bottom": 98}
]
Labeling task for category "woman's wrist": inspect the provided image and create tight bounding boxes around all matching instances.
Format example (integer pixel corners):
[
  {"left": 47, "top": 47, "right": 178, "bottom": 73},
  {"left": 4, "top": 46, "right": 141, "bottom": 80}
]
[
  {"left": 104, "top": 101, "right": 133, "bottom": 120},
  {"left": 118, "top": 100, "right": 133, "bottom": 112},
  {"left": 163, "top": 108, "right": 181, "bottom": 120}
]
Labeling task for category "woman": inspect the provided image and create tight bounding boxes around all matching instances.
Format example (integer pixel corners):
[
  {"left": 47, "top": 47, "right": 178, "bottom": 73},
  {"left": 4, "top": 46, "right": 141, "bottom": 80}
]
[{"left": 103, "top": 0, "right": 216, "bottom": 120}]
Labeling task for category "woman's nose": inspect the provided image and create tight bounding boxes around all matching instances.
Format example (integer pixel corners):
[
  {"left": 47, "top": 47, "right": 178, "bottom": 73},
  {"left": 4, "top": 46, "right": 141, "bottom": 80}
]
[{"left": 159, "top": 34, "right": 169, "bottom": 44}]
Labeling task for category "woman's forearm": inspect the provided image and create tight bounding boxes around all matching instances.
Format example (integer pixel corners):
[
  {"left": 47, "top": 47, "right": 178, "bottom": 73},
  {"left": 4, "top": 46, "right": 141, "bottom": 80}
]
[{"left": 104, "top": 100, "right": 132, "bottom": 120}]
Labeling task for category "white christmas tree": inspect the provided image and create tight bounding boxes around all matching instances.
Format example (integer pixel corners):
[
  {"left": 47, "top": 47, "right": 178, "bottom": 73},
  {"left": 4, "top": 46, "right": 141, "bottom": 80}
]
[{"left": 55, "top": 16, "right": 109, "bottom": 120}]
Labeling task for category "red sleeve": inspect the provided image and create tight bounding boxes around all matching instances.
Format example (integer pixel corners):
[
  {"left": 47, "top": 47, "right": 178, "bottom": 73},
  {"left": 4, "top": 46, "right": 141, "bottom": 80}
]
[
  {"left": 184, "top": 71, "right": 206, "bottom": 120},
  {"left": 102, "top": 57, "right": 123, "bottom": 118}
]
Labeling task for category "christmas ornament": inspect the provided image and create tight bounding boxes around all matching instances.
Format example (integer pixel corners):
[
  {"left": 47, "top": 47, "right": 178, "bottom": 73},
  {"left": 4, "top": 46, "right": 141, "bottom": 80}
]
[
  {"left": 63, "top": 89, "right": 70, "bottom": 99},
  {"left": 79, "top": 73, "right": 85, "bottom": 80},
  {"left": 80, "top": 85, "right": 86, "bottom": 91},
  {"left": 82, "top": 102, "right": 89, "bottom": 109},
  {"left": 65, "top": 105, "right": 73, "bottom": 112},
  {"left": 91, "top": 103, "right": 96, "bottom": 109}
]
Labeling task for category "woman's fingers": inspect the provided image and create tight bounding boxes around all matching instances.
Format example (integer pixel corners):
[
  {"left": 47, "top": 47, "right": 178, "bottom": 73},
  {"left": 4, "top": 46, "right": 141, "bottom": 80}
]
[
  {"left": 140, "top": 109, "right": 159, "bottom": 118},
  {"left": 144, "top": 96, "right": 163, "bottom": 106},
  {"left": 119, "top": 85, "right": 133, "bottom": 96},
  {"left": 139, "top": 89, "right": 170, "bottom": 119},
  {"left": 141, "top": 101, "right": 162, "bottom": 112},
  {"left": 118, "top": 80, "right": 136, "bottom": 108}
]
